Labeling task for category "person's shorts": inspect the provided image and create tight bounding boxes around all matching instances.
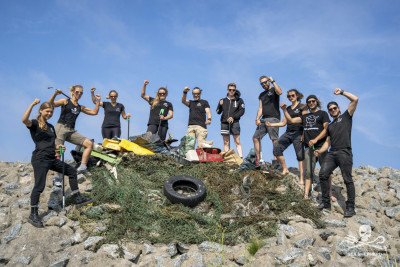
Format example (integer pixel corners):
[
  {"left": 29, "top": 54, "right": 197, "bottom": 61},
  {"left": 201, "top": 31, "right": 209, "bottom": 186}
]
[
  {"left": 55, "top": 123, "right": 87, "bottom": 147},
  {"left": 221, "top": 122, "right": 240, "bottom": 135},
  {"left": 252, "top": 117, "right": 279, "bottom": 141}
]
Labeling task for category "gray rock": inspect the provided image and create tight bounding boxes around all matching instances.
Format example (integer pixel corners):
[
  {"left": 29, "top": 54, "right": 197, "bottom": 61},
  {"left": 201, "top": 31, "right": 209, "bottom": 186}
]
[
  {"left": 369, "top": 199, "right": 382, "bottom": 211},
  {"left": 355, "top": 215, "right": 374, "bottom": 228},
  {"left": 70, "top": 233, "right": 83, "bottom": 245},
  {"left": 167, "top": 242, "right": 177, "bottom": 257},
  {"left": 198, "top": 241, "right": 230, "bottom": 253},
  {"left": 397, "top": 190, "right": 400, "bottom": 201},
  {"left": 173, "top": 253, "right": 188, "bottom": 267},
  {"left": 77, "top": 174, "right": 86, "bottom": 184},
  {"left": 366, "top": 166, "right": 379, "bottom": 174},
  {"left": 84, "top": 236, "right": 104, "bottom": 250},
  {"left": 276, "top": 248, "right": 304, "bottom": 265},
  {"left": 389, "top": 183, "right": 400, "bottom": 190},
  {"left": 356, "top": 169, "right": 368, "bottom": 176},
  {"left": 47, "top": 187, "right": 62, "bottom": 211},
  {"left": 319, "top": 229, "right": 336, "bottom": 241},
  {"left": 42, "top": 210, "right": 58, "bottom": 223},
  {"left": 144, "top": 243, "right": 155, "bottom": 254},
  {"left": 176, "top": 242, "right": 189, "bottom": 254},
  {"left": 85, "top": 184, "right": 93, "bottom": 192},
  {"left": 18, "top": 197, "right": 30, "bottom": 208},
  {"left": 1, "top": 223, "right": 22, "bottom": 244},
  {"left": 277, "top": 230, "right": 287, "bottom": 246},
  {"left": 21, "top": 184, "right": 33, "bottom": 195},
  {"left": 13, "top": 255, "right": 32, "bottom": 265},
  {"left": 19, "top": 171, "right": 29, "bottom": 177},
  {"left": 50, "top": 257, "right": 69, "bottom": 267},
  {"left": 307, "top": 253, "right": 317, "bottom": 266},
  {"left": 278, "top": 224, "right": 297, "bottom": 235},
  {"left": 336, "top": 240, "right": 367, "bottom": 258},
  {"left": 102, "top": 244, "right": 119, "bottom": 259},
  {"left": 375, "top": 184, "right": 383, "bottom": 192},
  {"left": 155, "top": 255, "right": 167, "bottom": 267},
  {"left": 317, "top": 247, "right": 331, "bottom": 260},
  {"left": 294, "top": 238, "right": 315, "bottom": 248},
  {"left": 80, "top": 253, "right": 91, "bottom": 264},
  {"left": 5, "top": 183, "right": 19, "bottom": 195},
  {"left": 60, "top": 239, "right": 72, "bottom": 248},
  {"left": 123, "top": 248, "right": 139, "bottom": 263},
  {"left": 234, "top": 254, "right": 246, "bottom": 266},
  {"left": 388, "top": 170, "right": 400, "bottom": 181},
  {"left": 190, "top": 252, "right": 203, "bottom": 267},
  {"left": 323, "top": 219, "right": 346, "bottom": 227},
  {"left": 385, "top": 206, "right": 400, "bottom": 218}
]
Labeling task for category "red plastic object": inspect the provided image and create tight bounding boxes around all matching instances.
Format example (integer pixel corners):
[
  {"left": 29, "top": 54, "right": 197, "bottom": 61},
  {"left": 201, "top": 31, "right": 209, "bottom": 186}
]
[{"left": 196, "top": 148, "right": 223, "bottom": 162}]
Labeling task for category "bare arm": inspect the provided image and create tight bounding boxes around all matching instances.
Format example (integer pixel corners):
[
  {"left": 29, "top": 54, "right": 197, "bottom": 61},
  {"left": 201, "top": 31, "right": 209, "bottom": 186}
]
[
  {"left": 182, "top": 87, "right": 190, "bottom": 107},
  {"left": 205, "top": 107, "right": 211, "bottom": 125},
  {"left": 121, "top": 109, "right": 131, "bottom": 120},
  {"left": 162, "top": 110, "right": 173, "bottom": 120},
  {"left": 266, "top": 116, "right": 287, "bottom": 127},
  {"left": 315, "top": 136, "right": 331, "bottom": 156},
  {"left": 309, "top": 121, "right": 329, "bottom": 147},
  {"left": 281, "top": 103, "right": 302, "bottom": 124},
  {"left": 81, "top": 94, "right": 101, "bottom": 115},
  {"left": 49, "top": 89, "right": 68, "bottom": 107},
  {"left": 255, "top": 100, "right": 263, "bottom": 126},
  {"left": 22, "top": 99, "right": 41, "bottom": 127},
  {"left": 269, "top": 76, "right": 282, "bottom": 95},
  {"left": 334, "top": 88, "right": 358, "bottom": 116},
  {"left": 90, "top": 87, "right": 103, "bottom": 106},
  {"left": 141, "top": 80, "right": 150, "bottom": 102}
]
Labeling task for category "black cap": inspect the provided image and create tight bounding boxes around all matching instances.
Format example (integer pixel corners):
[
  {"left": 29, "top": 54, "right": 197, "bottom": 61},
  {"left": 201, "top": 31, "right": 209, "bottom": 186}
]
[
  {"left": 327, "top": 101, "right": 339, "bottom": 109},
  {"left": 306, "top": 95, "right": 318, "bottom": 102}
]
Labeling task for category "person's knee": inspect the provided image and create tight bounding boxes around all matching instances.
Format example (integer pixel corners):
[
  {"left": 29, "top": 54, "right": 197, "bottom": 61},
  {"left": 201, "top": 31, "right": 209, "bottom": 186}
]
[{"left": 82, "top": 139, "right": 93, "bottom": 149}]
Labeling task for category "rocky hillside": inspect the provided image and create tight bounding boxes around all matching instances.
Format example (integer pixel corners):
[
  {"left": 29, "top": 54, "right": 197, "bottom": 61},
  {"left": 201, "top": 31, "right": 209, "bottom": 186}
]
[{"left": 0, "top": 160, "right": 399, "bottom": 266}]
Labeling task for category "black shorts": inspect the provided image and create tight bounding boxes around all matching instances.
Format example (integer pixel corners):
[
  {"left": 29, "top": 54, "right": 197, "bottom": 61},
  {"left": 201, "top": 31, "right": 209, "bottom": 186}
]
[{"left": 221, "top": 122, "right": 240, "bottom": 135}]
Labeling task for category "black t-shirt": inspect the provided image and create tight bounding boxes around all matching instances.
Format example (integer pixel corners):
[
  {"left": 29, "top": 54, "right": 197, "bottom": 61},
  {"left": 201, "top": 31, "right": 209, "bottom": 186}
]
[
  {"left": 302, "top": 110, "right": 331, "bottom": 148},
  {"left": 259, "top": 88, "right": 280, "bottom": 120},
  {"left": 102, "top": 102, "right": 125, "bottom": 128},
  {"left": 188, "top": 99, "right": 210, "bottom": 129},
  {"left": 147, "top": 97, "right": 173, "bottom": 127},
  {"left": 57, "top": 99, "right": 81, "bottom": 129},
  {"left": 27, "top": 119, "right": 56, "bottom": 161},
  {"left": 286, "top": 104, "right": 306, "bottom": 132},
  {"left": 327, "top": 110, "right": 353, "bottom": 151}
]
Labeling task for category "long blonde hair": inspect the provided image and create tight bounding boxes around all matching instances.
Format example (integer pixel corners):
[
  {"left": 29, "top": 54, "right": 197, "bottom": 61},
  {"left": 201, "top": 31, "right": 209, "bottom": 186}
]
[
  {"left": 69, "top": 85, "right": 83, "bottom": 97},
  {"left": 36, "top": 102, "right": 54, "bottom": 130},
  {"left": 151, "top": 87, "right": 168, "bottom": 110}
]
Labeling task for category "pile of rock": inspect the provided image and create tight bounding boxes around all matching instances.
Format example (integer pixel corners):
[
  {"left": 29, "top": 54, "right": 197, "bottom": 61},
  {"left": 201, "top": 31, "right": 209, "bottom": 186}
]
[{"left": 0, "top": 161, "right": 399, "bottom": 266}]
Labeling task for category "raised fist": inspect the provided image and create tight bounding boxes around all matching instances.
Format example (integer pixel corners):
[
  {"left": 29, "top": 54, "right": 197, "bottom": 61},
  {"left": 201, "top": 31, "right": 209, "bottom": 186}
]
[
  {"left": 144, "top": 80, "right": 149, "bottom": 85},
  {"left": 90, "top": 87, "right": 96, "bottom": 93}
]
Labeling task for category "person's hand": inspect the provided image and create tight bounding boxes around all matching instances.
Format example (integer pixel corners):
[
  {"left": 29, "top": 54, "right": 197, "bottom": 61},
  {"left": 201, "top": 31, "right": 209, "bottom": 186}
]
[
  {"left": 255, "top": 119, "right": 261, "bottom": 126},
  {"left": 55, "top": 89, "right": 63, "bottom": 95},
  {"left": 183, "top": 87, "right": 190, "bottom": 93},
  {"left": 280, "top": 103, "right": 287, "bottom": 110},
  {"left": 314, "top": 150, "right": 321, "bottom": 157},
  {"left": 160, "top": 115, "right": 165, "bottom": 120},
  {"left": 205, "top": 120, "right": 211, "bottom": 125},
  {"left": 301, "top": 135, "right": 304, "bottom": 142},
  {"left": 334, "top": 88, "right": 342, "bottom": 95},
  {"left": 32, "top": 98, "right": 40, "bottom": 105},
  {"left": 309, "top": 139, "right": 316, "bottom": 147},
  {"left": 268, "top": 76, "right": 274, "bottom": 82},
  {"left": 56, "top": 145, "right": 66, "bottom": 151},
  {"left": 219, "top": 99, "right": 223, "bottom": 105},
  {"left": 144, "top": 80, "right": 149, "bottom": 85},
  {"left": 90, "top": 87, "right": 96, "bottom": 93},
  {"left": 265, "top": 121, "right": 272, "bottom": 127},
  {"left": 227, "top": 117, "right": 234, "bottom": 123},
  {"left": 95, "top": 94, "right": 101, "bottom": 101},
  {"left": 126, "top": 113, "right": 131, "bottom": 118}
]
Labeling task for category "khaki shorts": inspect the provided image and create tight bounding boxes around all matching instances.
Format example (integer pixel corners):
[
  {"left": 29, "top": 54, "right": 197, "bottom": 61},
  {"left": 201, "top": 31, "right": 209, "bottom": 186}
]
[
  {"left": 55, "top": 123, "right": 87, "bottom": 147},
  {"left": 186, "top": 125, "right": 213, "bottom": 148}
]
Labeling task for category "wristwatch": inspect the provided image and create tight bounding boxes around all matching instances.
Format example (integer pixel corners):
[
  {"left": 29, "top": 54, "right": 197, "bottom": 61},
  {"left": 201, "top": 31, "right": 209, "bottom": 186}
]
[{"left": 340, "top": 90, "right": 344, "bottom": 95}]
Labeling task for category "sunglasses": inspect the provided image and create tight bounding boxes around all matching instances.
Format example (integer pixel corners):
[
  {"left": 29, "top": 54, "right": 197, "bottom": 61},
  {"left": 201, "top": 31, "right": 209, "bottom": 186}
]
[
  {"left": 287, "top": 94, "right": 296, "bottom": 99},
  {"left": 328, "top": 106, "right": 338, "bottom": 112},
  {"left": 158, "top": 93, "right": 166, "bottom": 96},
  {"left": 228, "top": 89, "right": 236, "bottom": 92},
  {"left": 75, "top": 91, "right": 83, "bottom": 95},
  {"left": 260, "top": 81, "right": 268, "bottom": 85},
  {"left": 109, "top": 95, "right": 117, "bottom": 98},
  {"left": 307, "top": 100, "right": 316, "bottom": 104},
  {"left": 193, "top": 93, "right": 200, "bottom": 96}
]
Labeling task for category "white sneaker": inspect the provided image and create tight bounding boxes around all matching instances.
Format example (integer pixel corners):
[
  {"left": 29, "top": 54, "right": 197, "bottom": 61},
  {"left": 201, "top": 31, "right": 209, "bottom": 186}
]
[{"left": 201, "top": 143, "right": 212, "bottom": 148}]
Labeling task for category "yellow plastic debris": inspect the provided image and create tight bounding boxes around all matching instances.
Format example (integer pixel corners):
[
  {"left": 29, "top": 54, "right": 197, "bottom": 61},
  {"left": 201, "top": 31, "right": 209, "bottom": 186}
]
[
  {"left": 119, "top": 139, "right": 154, "bottom": 155},
  {"left": 102, "top": 139, "right": 121, "bottom": 151}
]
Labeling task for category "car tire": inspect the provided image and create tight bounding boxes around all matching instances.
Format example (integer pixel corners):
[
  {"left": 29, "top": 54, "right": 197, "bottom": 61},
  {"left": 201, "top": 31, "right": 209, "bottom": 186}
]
[{"left": 163, "top": 175, "right": 206, "bottom": 207}]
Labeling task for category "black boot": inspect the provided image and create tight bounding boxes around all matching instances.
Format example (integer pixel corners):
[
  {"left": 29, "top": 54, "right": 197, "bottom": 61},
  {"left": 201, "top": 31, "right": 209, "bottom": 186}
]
[
  {"left": 28, "top": 207, "right": 44, "bottom": 228},
  {"left": 317, "top": 203, "right": 331, "bottom": 211},
  {"left": 344, "top": 207, "right": 356, "bottom": 217},
  {"left": 72, "top": 192, "right": 93, "bottom": 208}
]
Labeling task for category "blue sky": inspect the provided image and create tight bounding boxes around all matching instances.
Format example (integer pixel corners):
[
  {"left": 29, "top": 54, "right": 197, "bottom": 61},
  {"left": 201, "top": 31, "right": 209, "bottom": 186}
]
[{"left": 1, "top": 0, "right": 399, "bottom": 169}]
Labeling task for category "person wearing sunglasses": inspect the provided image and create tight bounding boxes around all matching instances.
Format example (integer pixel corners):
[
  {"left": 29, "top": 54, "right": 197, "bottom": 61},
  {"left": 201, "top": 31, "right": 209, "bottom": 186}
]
[
  {"left": 141, "top": 80, "right": 173, "bottom": 141},
  {"left": 182, "top": 86, "right": 213, "bottom": 148},
  {"left": 314, "top": 89, "right": 359, "bottom": 217},
  {"left": 266, "top": 89, "right": 307, "bottom": 180},
  {"left": 49, "top": 85, "right": 101, "bottom": 184},
  {"left": 253, "top": 75, "right": 282, "bottom": 166},
  {"left": 90, "top": 88, "right": 131, "bottom": 139},
  {"left": 216, "top": 83, "right": 245, "bottom": 157}
]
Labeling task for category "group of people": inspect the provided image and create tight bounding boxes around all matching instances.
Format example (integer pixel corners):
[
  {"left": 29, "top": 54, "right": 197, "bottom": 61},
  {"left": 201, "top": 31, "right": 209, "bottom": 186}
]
[{"left": 23, "top": 75, "right": 359, "bottom": 228}]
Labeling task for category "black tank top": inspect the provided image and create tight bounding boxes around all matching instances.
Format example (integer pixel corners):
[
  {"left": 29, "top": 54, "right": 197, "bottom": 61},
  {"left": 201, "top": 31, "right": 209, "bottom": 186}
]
[{"left": 58, "top": 99, "right": 81, "bottom": 128}]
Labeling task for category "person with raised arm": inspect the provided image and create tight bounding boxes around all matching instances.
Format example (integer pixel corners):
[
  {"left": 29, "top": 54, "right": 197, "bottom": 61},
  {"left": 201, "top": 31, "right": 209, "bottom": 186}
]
[
  {"left": 182, "top": 86, "right": 213, "bottom": 148},
  {"left": 22, "top": 99, "right": 92, "bottom": 228},
  {"left": 314, "top": 89, "right": 359, "bottom": 217},
  {"left": 266, "top": 89, "right": 307, "bottom": 180},
  {"left": 141, "top": 80, "right": 173, "bottom": 141},
  {"left": 49, "top": 85, "right": 100, "bottom": 182},
  {"left": 90, "top": 88, "right": 131, "bottom": 139}
]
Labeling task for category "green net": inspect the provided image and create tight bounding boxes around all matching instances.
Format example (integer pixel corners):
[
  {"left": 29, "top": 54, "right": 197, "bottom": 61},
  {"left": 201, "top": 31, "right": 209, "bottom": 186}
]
[{"left": 70, "top": 154, "right": 324, "bottom": 246}]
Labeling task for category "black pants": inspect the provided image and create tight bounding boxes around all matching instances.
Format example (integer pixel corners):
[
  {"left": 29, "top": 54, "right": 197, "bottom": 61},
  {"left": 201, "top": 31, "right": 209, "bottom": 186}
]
[
  {"left": 31, "top": 159, "right": 79, "bottom": 206},
  {"left": 319, "top": 149, "right": 355, "bottom": 208},
  {"left": 147, "top": 124, "right": 168, "bottom": 141},
  {"left": 102, "top": 127, "right": 121, "bottom": 139}
]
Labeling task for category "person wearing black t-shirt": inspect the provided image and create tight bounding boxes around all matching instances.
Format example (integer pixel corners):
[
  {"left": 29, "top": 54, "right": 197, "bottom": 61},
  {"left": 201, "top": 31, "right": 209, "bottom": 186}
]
[
  {"left": 91, "top": 88, "right": 131, "bottom": 139},
  {"left": 253, "top": 75, "right": 282, "bottom": 165},
  {"left": 314, "top": 89, "right": 358, "bottom": 217},
  {"left": 267, "top": 89, "right": 307, "bottom": 180},
  {"left": 141, "top": 80, "right": 173, "bottom": 141},
  {"left": 49, "top": 85, "right": 101, "bottom": 180},
  {"left": 216, "top": 83, "right": 245, "bottom": 157},
  {"left": 182, "top": 86, "right": 213, "bottom": 148},
  {"left": 22, "top": 99, "right": 92, "bottom": 228}
]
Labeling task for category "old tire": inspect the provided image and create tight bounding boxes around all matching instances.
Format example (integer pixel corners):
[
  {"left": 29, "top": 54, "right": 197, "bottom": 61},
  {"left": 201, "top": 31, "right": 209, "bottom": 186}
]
[{"left": 163, "top": 175, "right": 206, "bottom": 207}]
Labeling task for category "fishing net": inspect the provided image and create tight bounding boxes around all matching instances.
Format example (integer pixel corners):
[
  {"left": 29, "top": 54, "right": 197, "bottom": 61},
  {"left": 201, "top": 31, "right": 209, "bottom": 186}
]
[{"left": 70, "top": 154, "right": 324, "bottom": 246}]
